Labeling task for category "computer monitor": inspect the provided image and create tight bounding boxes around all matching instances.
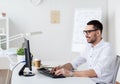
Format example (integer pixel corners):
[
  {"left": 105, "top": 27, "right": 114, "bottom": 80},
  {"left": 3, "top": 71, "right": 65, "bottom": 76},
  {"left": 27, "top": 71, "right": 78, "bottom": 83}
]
[
  {"left": 24, "top": 39, "right": 32, "bottom": 71},
  {"left": 19, "top": 38, "right": 35, "bottom": 76}
]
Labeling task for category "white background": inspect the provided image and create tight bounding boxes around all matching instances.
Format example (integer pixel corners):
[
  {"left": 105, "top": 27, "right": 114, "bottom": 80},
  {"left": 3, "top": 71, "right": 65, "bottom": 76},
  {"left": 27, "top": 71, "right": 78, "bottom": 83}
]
[{"left": 0, "top": 0, "right": 120, "bottom": 82}]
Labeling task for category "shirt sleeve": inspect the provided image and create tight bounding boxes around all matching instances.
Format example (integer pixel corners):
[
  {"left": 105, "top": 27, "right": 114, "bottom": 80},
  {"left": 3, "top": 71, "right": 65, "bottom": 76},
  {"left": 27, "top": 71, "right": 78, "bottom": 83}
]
[
  {"left": 70, "top": 56, "right": 86, "bottom": 69},
  {"left": 70, "top": 45, "right": 87, "bottom": 69}
]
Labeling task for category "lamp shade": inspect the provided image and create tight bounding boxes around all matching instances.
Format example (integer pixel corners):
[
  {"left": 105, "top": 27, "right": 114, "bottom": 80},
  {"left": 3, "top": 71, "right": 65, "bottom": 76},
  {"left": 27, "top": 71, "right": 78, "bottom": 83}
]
[{"left": 0, "top": 31, "right": 42, "bottom": 45}]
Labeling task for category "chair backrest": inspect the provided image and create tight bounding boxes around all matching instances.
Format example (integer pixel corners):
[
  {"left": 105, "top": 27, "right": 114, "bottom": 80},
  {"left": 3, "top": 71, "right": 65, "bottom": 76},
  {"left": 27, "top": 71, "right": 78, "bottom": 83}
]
[{"left": 112, "top": 55, "right": 120, "bottom": 84}]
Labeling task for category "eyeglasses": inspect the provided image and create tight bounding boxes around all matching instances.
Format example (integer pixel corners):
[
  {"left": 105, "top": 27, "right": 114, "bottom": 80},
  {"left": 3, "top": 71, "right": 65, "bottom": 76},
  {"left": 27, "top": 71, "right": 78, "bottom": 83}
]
[{"left": 83, "top": 29, "right": 98, "bottom": 35}]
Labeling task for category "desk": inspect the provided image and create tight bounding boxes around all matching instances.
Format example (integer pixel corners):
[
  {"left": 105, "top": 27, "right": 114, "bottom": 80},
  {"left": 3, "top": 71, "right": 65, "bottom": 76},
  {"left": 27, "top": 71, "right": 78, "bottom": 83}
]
[{"left": 11, "top": 63, "right": 95, "bottom": 84}]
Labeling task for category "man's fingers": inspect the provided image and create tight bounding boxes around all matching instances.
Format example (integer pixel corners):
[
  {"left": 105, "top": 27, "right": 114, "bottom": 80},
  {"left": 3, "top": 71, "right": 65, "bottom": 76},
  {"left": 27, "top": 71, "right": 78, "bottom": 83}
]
[
  {"left": 55, "top": 69, "right": 62, "bottom": 75},
  {"left": 50, "top": 65, "right": 61, "bottom": 73},
  {"left": 55, "top": 68, "right": 64, "bottom": 76}
]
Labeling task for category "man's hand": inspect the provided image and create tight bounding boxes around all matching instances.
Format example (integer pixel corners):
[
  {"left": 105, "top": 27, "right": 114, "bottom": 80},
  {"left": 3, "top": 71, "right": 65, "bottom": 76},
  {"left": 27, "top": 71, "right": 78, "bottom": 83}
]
[
  {"left": 55, "top": 68, "right": 73, "bottom": 77},
  {"left": 50, "top": 65, "right": 62, "bottom": 74},
  {"left": 50, "top": 63, "right": 73, "bottom": 76}
]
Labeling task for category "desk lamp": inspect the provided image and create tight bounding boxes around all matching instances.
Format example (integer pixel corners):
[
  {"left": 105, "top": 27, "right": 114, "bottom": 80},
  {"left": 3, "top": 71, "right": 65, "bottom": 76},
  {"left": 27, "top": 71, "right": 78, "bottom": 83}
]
[
  {"left": 0, "top": 31, "right": 42, "bottom": 45},
  {"left": 0, "top": 31, "right": 42, "bottom": 71}
]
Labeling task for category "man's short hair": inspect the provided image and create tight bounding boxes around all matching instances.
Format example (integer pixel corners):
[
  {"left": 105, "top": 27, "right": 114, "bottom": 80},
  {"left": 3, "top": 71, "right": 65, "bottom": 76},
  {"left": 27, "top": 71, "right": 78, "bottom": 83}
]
[{"left": 87, "top": 20, "right": 103, "bottom": 33}]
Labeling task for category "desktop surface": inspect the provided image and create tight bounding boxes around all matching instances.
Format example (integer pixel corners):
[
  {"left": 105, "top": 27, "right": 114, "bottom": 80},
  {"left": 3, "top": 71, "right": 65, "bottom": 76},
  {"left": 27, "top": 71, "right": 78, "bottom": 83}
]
[{"left": 11, "top": 63, "right": 96, "bottom": 84}]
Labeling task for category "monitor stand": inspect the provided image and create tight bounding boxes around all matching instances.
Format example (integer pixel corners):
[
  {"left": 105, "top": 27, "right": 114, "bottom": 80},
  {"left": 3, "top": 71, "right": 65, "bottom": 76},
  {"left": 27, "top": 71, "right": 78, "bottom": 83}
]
[{"left": 19, "top": 64, "right": 35, "bottom": 77}]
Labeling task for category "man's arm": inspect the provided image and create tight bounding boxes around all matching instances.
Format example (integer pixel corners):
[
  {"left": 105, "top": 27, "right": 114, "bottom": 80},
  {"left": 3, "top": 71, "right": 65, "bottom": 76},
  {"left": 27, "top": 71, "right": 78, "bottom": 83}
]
[
  {"left": 61, "top": 63, "right": 97, "bottom": 77},
  {"left": 55, "top": 67, "right": 97, "bottom": 77},
  {"left": 50, "top": 63, "right": 73, "bottom": 73},
  {"left": 73, "top": 69, "right": 97, "bottom": 77},
  {"left": 61, "top": 63, "right": 73, "bottom": 70}
]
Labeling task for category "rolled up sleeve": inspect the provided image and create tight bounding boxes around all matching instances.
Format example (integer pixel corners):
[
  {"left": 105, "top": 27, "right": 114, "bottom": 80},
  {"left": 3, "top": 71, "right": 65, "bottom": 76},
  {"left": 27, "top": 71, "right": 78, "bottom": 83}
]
[
  {"left": 70, "top": 56, "right": 86, "bottom": 69},
  {"left": 93, "top": 63, "right": 102, "bottom": 77}
]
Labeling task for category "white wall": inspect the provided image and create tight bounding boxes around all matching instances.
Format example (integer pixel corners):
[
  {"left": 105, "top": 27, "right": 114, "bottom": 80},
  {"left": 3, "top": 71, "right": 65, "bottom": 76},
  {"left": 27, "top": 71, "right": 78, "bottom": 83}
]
[
  {"left": 108, "top": 0, "right": 116, "bottom": 49},
  {"left": 115, "top": 2, "right": 120, "bottom": 58},
  {"left": 0, "top": 0, "right": 108, "bottom": 62}
]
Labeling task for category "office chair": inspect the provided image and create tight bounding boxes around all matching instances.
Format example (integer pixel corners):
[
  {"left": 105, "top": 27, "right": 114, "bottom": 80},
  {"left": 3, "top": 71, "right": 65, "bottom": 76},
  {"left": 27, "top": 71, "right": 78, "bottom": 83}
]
[{"left": 112, "top": 55, "right": 120, "bottom": 84}]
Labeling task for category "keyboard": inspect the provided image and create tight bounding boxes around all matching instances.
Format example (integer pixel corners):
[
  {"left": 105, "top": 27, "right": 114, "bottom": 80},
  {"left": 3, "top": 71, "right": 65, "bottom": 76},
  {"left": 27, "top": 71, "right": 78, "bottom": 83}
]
[{"left": 37, "top": 68, "right": 65, "bottom": 78}]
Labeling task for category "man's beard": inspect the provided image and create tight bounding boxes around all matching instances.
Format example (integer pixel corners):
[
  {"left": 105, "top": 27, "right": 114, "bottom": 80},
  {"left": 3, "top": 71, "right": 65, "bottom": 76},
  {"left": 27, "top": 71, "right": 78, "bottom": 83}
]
[{"left": 86, "top": 35, "right": 97, "bottom": 44}]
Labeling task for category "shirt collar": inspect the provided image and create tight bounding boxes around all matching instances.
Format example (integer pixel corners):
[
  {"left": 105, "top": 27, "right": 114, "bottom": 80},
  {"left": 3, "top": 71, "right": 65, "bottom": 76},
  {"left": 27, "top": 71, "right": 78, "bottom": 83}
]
[{"left": 88, "top": 39, "right": 104, "bottom": 48}]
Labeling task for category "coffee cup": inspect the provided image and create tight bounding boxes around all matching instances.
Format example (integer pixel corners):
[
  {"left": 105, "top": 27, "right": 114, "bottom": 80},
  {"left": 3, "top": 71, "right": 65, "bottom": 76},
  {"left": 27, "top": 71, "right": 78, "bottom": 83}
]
[{"left": 33, "top": 59, "right": 41, "bottom": 69}]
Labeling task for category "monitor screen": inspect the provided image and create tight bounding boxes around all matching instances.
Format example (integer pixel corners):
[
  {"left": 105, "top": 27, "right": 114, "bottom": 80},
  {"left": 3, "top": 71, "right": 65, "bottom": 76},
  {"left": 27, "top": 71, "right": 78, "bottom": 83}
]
[
  {"left": 19, "top": 38, "right": 35, "bottom": 76},
  {"left": 24, "top": 38, "right": 32, "bottom": 71}
]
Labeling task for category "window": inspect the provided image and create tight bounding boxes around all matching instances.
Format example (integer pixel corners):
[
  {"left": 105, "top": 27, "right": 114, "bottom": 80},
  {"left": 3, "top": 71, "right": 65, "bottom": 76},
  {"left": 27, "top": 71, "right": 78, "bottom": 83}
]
[{"left": 72, "top": 8, "right": 102, "bottom": 52}]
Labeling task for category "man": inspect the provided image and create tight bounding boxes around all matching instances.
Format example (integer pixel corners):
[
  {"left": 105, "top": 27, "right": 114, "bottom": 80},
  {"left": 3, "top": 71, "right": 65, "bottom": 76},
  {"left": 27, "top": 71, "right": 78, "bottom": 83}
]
[{"left": 51, "top": 20, "right": 117, "bottom": 84}]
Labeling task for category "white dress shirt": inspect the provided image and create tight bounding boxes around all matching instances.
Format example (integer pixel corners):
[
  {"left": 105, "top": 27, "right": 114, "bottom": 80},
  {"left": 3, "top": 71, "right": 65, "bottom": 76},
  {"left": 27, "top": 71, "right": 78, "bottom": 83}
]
[{"left": 70, "top": 39, "right": 116, "bottom": 84}]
